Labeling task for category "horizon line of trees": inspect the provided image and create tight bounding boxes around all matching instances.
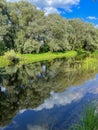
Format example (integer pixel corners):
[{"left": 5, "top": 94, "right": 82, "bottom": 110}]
[{"left": 0, "top": 0, "right": 98, "bottom": 55}]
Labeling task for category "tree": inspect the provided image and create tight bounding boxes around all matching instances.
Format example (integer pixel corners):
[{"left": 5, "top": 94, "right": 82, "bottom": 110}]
[
  {"left": 23, "top": 39, "right": 41, "bottom": 53},
  {"left": 0, "top": 0, "right": 98, "bottom": 54},
  {"left": 45, "top": 14, "right": 70, "bottom": 52},
  {"left": 69, "top": 19, "right": 98, "bottom": 51}
]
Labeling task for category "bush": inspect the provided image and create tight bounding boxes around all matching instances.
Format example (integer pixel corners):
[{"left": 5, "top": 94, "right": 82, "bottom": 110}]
[{"left": 4, "top": 50, "right": 20, "bottom": 63}]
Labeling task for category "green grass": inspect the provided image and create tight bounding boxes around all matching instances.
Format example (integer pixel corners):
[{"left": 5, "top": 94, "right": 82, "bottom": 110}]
[
  {"left": 83, "top": 57, "right": 98, "bottom": 71},
  {"left": 0, "top": 56, "right": 10, "bottom": 68},
  {"left": 0, "top": 51, "right": 77, "bottom": 67},
  {"left": 78, "top": 50, "right": 98, "bottom": 71},
  {"left": 1, "top": 50, "right": 98, "bottom": 68},
  {"left": 70, "top": 105, "right": 98, "bottom": 130},
  {"left": 20, "top": 51, "right": 77, "bottom": 63}
]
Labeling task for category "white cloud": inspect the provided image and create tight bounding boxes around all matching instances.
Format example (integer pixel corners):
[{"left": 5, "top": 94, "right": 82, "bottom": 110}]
[
  {"left": 87, "top": 16, "right": 98, "bottom": 20},
  {"left": 44, "top": 7, "right": 60, "bottom": 16},
  {"left": 19, "top": 109, "right": 27, "bottom": 114},
  {"left": 34, "top": 89, "right": 83, "bottom": 111},
  {"left": 95, "top": 24, "right": 98, "bottom": 28},
  {"left": 7, "top": 0, "right": 80, "bottom": 15},
  {"left": 30, "top": 0, "right": 80, "bottom": 15}
]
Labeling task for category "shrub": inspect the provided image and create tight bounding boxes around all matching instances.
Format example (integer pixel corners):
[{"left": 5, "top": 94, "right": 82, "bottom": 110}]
[{"left": 4, "top": 50, "right": 20, "bottom": 63}]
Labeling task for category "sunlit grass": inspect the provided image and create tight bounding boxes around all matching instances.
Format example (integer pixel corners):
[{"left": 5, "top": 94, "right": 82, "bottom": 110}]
[
  {"left": 1, "top": 50, "right": 98, "bottom": 69},
  {"left": 20, "top": 51, "right": 77, "bottom": 63},
  {"left": 0, "top": 51, "right": 77, "bottom": 67},
  {"left": 0, "top": 56, "right": 10, "bottom": 67}
]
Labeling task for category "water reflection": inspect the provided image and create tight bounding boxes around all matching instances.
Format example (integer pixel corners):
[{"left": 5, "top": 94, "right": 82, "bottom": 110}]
[
  {"left": 35, "top": 75, "right": 98, "bottom": 111},
  {"left": 0, "top": 58, "right": 98, "bottom": 129},
  {"left": 1, "top": 76, "right": 98, "bottom": 130}
]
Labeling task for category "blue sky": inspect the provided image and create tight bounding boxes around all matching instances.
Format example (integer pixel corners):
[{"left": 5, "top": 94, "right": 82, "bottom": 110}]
[
  {"left": 7, "top": 0, "right": 98, "bottom": 27},
  {"left": 60, "top": 0, "right": 98, "bottom": 27}
]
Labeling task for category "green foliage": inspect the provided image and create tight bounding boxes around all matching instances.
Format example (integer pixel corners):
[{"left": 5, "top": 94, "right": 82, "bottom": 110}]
[
  {"left": 69, "top": 19, "right": 98, "bottom": 51},
  {"left": 0, "top": 0, "right": 98, "bottom": 54},
  {"left": 23, "top": 40, "right": 40, "bottom": 53},
  {"left": 70, "top": 105, "right": 98, "bottom": 130},
  {"left": 0, "top": 42, "right": 6, "bottom": 55},
  {"left": 4, "top": 50, "right": 20, "bottom": 63}
]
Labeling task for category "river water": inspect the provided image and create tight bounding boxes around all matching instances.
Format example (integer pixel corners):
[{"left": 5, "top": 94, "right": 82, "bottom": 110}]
[{"left": 0, "top": 58, "right": 98, "bottom": 130}]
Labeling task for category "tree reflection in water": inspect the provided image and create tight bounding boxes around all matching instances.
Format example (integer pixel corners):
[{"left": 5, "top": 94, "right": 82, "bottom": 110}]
[{"left": 0, "top": 58, "right": 98, "bottom": 126}]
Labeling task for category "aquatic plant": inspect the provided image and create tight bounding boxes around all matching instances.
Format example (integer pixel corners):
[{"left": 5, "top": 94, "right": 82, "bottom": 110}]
[{"left": 70, "top": 104, "right": 98, "bottom": 130}]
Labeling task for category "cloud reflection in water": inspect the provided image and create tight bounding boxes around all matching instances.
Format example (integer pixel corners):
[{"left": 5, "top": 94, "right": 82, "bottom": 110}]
[{"left": 34, "top": 75, "right": 98, "bottom": 111}]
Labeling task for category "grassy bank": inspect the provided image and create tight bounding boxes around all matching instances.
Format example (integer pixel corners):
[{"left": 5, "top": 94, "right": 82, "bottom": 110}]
[
  {"left": 0, "top": 50, "right": 98, "bottom": 68},
  {"left": 0, "top": 51, "right": 77, "bottom": 67},
  {"left": 20, "top": 51, "right": 77, "bottom": 64}
]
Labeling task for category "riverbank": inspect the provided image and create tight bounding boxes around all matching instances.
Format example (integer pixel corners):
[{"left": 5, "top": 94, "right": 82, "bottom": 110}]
[
  {"left": 0, "top": 51, "right": 77, "bottom": 67},
  {"left": 0, "top": 50, "right": 98, "bottom": 68}
]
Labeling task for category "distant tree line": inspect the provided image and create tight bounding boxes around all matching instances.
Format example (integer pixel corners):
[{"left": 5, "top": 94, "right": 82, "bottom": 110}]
[{"left": 0, "top": 0, "right": 98, "bottom": 55}]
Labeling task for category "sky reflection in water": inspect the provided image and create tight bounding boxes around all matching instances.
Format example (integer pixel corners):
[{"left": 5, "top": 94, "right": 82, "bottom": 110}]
[{"left": 1, "top": 74, "right": 98, "bottom": 130}]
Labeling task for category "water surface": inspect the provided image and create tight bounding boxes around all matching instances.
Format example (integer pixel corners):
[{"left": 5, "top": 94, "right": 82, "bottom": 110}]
[{"left": 0, "top": 58, "right": 98, "bottom": 130}]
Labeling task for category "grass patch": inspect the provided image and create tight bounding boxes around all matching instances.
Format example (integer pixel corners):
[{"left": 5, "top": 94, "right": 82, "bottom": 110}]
[
  {"left": 1, "top": 50, "right": 98, "bottom": 68},
  {"left": 20, "top": 51, "right": 77, "bottom": 64},
  {"left": 0, "top": 56, "right": 10, "bottom": 68},
  {"left": 0, "top": 51, "right": 77, "bottom": 67}
]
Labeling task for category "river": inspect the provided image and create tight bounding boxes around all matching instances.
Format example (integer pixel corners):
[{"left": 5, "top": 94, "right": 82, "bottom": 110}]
[{"left": 0, "top": 58, "right": 98, "bottom": 130}]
